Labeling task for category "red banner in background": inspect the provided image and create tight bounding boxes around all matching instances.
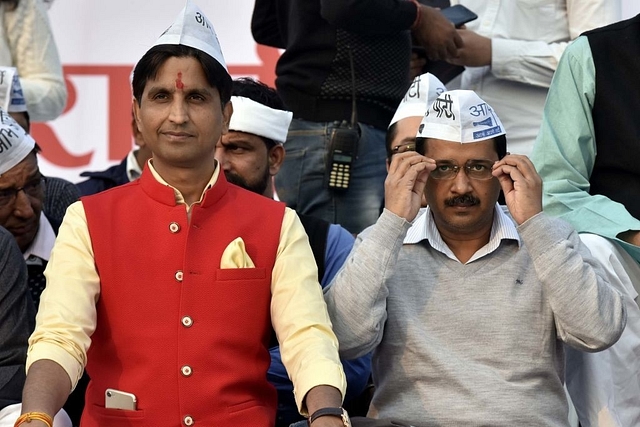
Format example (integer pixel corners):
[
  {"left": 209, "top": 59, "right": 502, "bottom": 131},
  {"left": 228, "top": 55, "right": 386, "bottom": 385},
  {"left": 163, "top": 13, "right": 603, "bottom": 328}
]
[{"left": 32, "top": 45, "right": 279, "bottom": 171}]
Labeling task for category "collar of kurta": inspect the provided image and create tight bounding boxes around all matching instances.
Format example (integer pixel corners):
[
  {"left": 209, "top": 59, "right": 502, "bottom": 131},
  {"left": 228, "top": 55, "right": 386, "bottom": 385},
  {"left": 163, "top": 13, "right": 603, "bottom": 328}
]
[{"left": 138, "top": 161, "right": 229, "bottom": 209}]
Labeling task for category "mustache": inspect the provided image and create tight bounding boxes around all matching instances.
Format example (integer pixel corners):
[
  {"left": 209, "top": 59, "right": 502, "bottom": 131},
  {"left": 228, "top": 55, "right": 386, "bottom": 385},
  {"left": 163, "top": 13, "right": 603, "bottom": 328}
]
[{"left": 444, "top": 194, "right": 480, "bottom": 207}]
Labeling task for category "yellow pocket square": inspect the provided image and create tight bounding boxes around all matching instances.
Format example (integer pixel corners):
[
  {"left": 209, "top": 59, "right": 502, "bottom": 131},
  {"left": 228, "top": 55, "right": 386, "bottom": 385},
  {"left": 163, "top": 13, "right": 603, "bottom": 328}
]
[{"left": 220, "top": 237, "right": 255, "bottom": 268}]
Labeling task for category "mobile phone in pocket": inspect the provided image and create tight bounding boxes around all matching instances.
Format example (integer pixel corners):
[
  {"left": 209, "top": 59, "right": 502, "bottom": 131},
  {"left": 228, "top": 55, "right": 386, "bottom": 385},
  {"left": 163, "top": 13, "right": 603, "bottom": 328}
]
[{"left": 105, "top": 388, "right": 137, "bottom": 410}]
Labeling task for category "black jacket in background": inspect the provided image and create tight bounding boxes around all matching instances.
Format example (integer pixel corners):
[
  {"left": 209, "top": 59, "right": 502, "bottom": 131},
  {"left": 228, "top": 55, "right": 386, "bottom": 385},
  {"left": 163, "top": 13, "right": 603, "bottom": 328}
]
[{"left": 252, "top": 0, "right": 416, "bottom": 130}]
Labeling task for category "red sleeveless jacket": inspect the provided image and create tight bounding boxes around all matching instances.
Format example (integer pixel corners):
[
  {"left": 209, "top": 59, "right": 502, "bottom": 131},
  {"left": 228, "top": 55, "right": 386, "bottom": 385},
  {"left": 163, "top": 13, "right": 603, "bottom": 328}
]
[{"left": 80, "top": 169, "right": 285, "bottom": 427}]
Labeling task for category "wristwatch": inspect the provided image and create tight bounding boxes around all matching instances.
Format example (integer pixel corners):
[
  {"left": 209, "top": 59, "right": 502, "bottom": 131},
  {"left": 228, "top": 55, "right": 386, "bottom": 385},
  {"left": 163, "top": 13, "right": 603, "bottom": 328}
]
[{"left": 308, "top": 407, "right": 352, "bottom": 427}]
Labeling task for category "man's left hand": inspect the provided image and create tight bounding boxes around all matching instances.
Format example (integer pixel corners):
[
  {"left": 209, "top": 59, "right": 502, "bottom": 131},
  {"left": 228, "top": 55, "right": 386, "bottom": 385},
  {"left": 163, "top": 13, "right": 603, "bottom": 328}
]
[
  {"left": 445, "top": 29, "right": 491, "bottom": 67},
  {"left": 492, "top": 154, "right": 542, "bottom": 225}
]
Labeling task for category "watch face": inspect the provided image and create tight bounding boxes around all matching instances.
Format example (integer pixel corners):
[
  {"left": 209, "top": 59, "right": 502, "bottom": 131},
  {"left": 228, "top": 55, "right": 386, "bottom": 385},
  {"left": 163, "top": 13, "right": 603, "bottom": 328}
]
[{"left": 341, "top": 409, "right": 352, "bottom": 427}]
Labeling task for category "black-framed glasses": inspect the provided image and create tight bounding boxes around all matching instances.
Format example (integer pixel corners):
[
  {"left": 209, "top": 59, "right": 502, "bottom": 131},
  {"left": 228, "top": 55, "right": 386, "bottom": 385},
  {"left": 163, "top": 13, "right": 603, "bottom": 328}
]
[
  {"left": 391, "top": 142, "right": 416, "bottom": 155},
  {"left": 0, "top": 176, "right": 46, "bottom": 207},
  {"left": 430, "top": 160, "right": 495, "bottom": 180}
]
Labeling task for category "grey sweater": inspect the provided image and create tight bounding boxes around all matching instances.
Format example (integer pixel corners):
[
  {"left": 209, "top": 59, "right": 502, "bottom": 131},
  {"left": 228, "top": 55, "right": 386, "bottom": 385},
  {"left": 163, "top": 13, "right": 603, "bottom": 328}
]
[{"left": 325, "top": 209, "right": 627, "bottom": 426}]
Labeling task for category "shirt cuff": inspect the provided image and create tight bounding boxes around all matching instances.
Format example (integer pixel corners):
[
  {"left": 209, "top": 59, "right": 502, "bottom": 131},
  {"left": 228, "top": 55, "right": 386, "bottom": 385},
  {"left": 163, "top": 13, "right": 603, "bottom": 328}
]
[
  {"left": 491, "top": 38, "right": 522, "bottom": 79},
  {"left": 27, "top": 341, "right": 84, "bottom": 391}
]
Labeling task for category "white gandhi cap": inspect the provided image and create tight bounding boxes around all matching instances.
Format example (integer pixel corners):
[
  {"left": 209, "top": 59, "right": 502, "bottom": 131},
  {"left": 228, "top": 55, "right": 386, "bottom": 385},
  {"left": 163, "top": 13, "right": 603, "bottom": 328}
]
[
  {"left": 0, "top": 108, "right": 36, "bottom": 176},
  {"left": 417, "top": 90, "right": 505, "bottom": 143},
  {"left": 229, "top": 97, "right": 293, "bottom": 144},
  {"left": 389, "top": 73, "right": 446, "bottom": 128},
  {"left": 153, "top": 0, "right": 227, "bottom": 71},
  {"left": 0, "top": 67, "right": 27, "bottom": 113}
]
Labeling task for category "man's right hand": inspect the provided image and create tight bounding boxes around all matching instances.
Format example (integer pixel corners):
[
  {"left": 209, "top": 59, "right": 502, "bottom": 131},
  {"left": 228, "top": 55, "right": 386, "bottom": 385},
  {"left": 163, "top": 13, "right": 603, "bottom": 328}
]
[
  {"left": 412, "top": 5, "right": 463, "bottom": 61},
  {"left": 384, "top": 151, "right": 435, "bottom": 222}
]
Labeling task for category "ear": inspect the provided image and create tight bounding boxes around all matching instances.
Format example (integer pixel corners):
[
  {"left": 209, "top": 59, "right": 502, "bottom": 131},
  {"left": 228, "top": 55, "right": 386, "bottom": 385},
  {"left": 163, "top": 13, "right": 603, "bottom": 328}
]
[
  {"left": 131, "top": 104, "right": 145, "bottom": 148},
  {"left": 132, "top": 98, "right": 142, "bottom": 131},
  {"left": 221, "top": 101, "right": 233, "bottom": 135},
  {"left": 268, "top": 144, "right": 285, "bottom": 176}
]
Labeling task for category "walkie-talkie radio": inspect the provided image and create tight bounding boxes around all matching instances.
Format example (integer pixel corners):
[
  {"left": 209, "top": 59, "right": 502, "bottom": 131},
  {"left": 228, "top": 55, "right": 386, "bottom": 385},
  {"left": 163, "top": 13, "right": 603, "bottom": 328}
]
[
  {"left": 327, "top": 46, "right": 360, "bottom": 191},
  {"left": 327, "top": 124, "right": 359, "bottom": 190}
]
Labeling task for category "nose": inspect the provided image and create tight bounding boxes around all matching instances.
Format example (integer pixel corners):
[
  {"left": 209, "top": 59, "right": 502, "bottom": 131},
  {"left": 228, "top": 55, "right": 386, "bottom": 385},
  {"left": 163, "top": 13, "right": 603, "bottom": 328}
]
[
  {"left": 168, "top": 99, "right": 189, "bottom": 124},
  {"left": 13, "top": 189, "right": 36, "bottom": 219},
  {"left": 214, "top": 143, "right": 230, "bottom": 170},
  {"left": 451, "top": 167, "right": 473, "bottom": 194}
]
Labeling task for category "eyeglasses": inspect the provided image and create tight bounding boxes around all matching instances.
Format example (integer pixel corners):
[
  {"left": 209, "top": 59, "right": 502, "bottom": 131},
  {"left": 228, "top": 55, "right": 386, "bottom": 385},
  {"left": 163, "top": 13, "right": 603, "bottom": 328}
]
[
  {"left": 391, "top": 142, "right": 416, "bottom": 155},
  {"left": 430, "top": 160, "right": 495, "bottom": 180},
  {"left": 0, "top": 176, "right": 46, "bottom": 207}
]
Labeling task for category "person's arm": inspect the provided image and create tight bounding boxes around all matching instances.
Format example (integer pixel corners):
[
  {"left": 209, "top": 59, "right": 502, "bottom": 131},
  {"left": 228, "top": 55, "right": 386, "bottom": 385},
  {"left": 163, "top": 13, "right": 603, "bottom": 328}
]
[
  {"left": 20, "top": 201, "right": 100, "bottom": 420},
  {"left": 519, "top": 214, "right": 627, "bottom": 351},
  {"left": 530, "top": 37, "right": 640, "bottom": 258},
  {"left": 19, "top": 359, "right": 71, "bottom": 426},
  {"left": 4, "top": 0, "right": 67, "bottom": 121},
  {"left": 492, "top": 153, "right": 626, "bottom": 350},
  {"left": 325, "top": 152, "right": 434, "bottom": 359},
  {"left": 320, "top": 226, "right": 372, "bottom": 401},
  {"left": 323, "top": 211, "right": 407, "bottom": 360},
  {"left": 448, "top": 0, "right": 619, "bottom": 88},
  {"left": 304, "top": 386, "right": 344, "bottom": 427},
  {"left": 251, "top": 0, "right": 285, "bottom": 48},
  {"left": 270, "top": 208, "right": 346, "bottom": 417}
]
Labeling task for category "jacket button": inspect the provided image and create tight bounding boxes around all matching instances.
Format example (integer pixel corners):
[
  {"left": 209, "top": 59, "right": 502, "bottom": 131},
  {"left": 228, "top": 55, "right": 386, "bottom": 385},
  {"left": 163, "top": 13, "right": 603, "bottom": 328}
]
[
  {"left": 169, "top": 222, "right": 180, "bottom": 233},
  {"left": 181, "top": 365, "right": 192, "bottom": 377},
  {"left": 181, "top": 316, "right": 193, "bottom": 327},
  {"left": 175, "top": 271, "right": 183, "bottom": 282},
  {"left": 183, "top": 415, "right": 194, "bottom": 426}
]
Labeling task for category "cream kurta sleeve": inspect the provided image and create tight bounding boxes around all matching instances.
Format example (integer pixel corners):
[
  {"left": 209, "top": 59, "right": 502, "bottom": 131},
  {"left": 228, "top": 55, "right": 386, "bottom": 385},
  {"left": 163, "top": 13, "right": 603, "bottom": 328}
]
[
  {"left": 27, "top": 201, "right": 97, "bottom": 389},
  {"left": 270, "top": 208, "right": 347, "bottom": 414}
]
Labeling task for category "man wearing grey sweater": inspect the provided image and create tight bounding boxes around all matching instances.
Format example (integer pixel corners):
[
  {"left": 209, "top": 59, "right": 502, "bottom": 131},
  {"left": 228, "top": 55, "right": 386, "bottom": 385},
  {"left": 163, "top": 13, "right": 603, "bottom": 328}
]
[{"left": 324, "top": 90, "right": 627, "bottom": 426}]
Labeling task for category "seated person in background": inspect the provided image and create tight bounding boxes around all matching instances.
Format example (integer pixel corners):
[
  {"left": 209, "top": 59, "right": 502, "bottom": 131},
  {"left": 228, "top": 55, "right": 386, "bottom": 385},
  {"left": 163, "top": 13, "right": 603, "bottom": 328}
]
[
  {"left": 386, "top": 72, "right": 445, "bottom": 165},
  {"left": 0, "top": 66, "right": 78, "bottom": 227},
  {"left": 0, "top": 108, "right": 57, "bottom": 309},
  {"left": 531, "top": 14, "right": 640, "bottom": 426},
  {"left": 0, "top": 226, "right": 70, "bottom": 426},
  {"left": 76, "top": 113, "right": 152, "bottom": 196},
  {"left": 324, "top": 90, "right": 627, "bottom": 426},
  {"left": 0, "top": 108, "right": 83, "bottom": 426},
  {"left": 215, "top": 77, "right": 371, "bottom": 427}
]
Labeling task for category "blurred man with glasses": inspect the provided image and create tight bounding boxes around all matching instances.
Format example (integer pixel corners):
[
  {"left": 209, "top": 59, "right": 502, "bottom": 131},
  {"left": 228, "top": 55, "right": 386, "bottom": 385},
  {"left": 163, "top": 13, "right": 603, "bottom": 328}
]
[
  {"left": 323, "top": 90, "right": 627, "bottom": 426},
  {"left": 0, "top": 108, "right": 53, "bottom": 310},
  {"left": 0, "top": 109, "right": 73, "bottom": 426}
]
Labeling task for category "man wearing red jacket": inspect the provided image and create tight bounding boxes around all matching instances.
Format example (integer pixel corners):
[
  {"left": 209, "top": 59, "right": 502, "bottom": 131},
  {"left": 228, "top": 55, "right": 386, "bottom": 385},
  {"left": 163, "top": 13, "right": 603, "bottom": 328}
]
[{"left": 17, "top": 3, "right": 347, "bottom": 427}]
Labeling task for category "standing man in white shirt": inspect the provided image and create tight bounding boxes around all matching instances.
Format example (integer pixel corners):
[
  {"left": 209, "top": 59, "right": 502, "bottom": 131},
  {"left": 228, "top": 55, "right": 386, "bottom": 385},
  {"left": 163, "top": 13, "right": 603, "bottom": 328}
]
[{"left": 445, "top": 0, "right": 620, "bottom": 156}]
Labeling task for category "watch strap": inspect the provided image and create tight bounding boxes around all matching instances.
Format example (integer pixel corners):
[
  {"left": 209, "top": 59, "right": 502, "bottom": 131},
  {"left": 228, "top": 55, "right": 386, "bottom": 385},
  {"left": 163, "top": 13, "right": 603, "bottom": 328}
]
[{"left": 308, "top": 407, "right": 350, "bottom": 426}]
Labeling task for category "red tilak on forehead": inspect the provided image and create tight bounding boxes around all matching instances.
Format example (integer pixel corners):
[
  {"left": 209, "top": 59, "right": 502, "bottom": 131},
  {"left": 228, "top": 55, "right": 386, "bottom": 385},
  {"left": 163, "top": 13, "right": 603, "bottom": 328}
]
[{"left": 175, "top": 72, "right": 184, "bottom": 90}]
